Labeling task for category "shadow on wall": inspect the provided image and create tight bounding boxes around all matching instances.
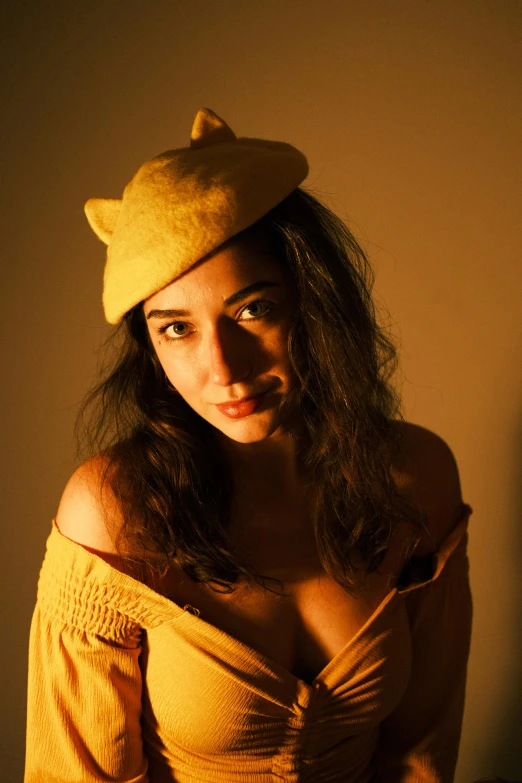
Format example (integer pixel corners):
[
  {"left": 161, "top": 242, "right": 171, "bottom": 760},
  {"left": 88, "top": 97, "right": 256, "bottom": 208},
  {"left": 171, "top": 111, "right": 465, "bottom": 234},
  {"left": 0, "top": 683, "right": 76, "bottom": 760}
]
[
  {"left": 471, "top": 778, "right": 522, "bottom": 783},
  {"left": 468, "top": 417, "right": 522, "bottom": 783}
]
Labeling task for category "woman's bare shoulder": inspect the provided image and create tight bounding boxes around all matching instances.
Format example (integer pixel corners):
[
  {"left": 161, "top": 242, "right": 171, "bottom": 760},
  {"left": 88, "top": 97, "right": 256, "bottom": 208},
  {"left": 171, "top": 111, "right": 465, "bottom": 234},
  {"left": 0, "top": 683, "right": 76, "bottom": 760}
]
[
  {"left": 55, "top": 452, "right": 125, "bottom": 557},
  {"left": 390, "top": 420, "right": 465, "bottom": 555}
]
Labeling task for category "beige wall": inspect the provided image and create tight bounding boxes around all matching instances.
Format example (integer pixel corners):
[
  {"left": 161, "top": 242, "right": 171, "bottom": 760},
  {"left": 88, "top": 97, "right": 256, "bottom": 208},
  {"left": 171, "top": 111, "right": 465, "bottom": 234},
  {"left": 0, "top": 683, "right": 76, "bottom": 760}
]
[{"left": 3, "top": 1, "right": 521, "bottom": 780}]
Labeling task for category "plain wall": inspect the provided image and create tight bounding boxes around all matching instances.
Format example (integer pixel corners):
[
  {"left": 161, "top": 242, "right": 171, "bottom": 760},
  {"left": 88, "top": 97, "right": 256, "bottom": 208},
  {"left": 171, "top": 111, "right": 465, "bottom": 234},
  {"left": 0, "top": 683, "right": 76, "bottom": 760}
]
[{"left": 2, "top": 1, "right": 521, "bottom": 781}]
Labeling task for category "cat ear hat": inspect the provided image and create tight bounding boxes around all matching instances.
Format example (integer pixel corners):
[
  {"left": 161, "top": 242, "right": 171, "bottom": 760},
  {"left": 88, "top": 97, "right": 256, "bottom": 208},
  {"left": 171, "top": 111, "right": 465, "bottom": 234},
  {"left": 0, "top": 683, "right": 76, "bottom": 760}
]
[{"left": 84, "top": 108, "right": 309, "bottom": 324}]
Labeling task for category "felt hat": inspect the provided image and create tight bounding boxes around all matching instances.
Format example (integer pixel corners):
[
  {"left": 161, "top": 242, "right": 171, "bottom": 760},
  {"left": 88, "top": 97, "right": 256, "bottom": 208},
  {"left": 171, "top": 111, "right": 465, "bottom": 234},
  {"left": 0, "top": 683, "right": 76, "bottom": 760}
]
[{"left": 84, "top": 108, "right": 309, "bottom": 324}]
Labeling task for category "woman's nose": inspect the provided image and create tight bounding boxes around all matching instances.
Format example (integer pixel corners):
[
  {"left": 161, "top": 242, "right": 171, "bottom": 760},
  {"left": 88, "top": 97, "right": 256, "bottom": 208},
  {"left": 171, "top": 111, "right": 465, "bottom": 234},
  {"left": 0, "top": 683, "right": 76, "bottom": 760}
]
[{"left": 205, "top": 324, "right": 259, "bottom": 386}]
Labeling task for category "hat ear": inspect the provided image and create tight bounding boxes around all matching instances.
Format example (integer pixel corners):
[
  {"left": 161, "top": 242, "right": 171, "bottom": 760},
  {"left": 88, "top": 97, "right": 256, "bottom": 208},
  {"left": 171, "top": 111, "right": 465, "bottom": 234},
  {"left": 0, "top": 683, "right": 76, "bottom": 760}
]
[
  {"left": 190, "top": 107, "right": 237, "bottom": 149},
  {"left": 84, "top": 197, "right": 122, "bottom": 244}
]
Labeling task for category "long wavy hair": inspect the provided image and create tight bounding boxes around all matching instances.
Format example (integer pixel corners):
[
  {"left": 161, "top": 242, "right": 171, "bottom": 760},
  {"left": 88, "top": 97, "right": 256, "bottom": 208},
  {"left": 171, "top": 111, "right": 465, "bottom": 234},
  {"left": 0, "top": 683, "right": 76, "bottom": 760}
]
[{"left": 74, "top": 186, "right": 427, "bottom": 598}]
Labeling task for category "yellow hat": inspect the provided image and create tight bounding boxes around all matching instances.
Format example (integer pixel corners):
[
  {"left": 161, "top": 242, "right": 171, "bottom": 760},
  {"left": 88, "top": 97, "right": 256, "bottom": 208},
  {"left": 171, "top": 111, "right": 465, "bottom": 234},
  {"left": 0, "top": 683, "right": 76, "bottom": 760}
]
[{"left": 84, "top": 108, "right": 309, "bottom": 324}]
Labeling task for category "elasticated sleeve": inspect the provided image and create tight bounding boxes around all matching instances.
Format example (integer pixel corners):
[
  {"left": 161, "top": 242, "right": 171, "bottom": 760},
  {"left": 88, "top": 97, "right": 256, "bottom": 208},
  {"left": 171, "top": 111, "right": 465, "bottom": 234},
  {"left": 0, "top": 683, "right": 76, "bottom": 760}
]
[
  {"left": 373, "top": 504, "right": 473, "bottom": 783},
  {"left": 24, "top": 535, "right": 150, "bottom": 783}
]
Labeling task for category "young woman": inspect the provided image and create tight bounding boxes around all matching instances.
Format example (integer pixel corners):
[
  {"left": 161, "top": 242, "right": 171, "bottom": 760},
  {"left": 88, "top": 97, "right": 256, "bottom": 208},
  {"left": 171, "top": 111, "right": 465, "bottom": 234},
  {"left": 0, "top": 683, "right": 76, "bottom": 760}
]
[{"left": 24, "top": 108, "right": 473, "bottom": 783}]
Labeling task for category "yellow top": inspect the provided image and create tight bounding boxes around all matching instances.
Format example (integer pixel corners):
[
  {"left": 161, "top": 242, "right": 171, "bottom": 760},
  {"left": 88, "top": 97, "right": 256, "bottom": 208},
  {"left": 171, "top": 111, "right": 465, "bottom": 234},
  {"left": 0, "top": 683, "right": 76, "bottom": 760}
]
[{"left": 24, "top": 504, "right": 473, "bottom": 783}]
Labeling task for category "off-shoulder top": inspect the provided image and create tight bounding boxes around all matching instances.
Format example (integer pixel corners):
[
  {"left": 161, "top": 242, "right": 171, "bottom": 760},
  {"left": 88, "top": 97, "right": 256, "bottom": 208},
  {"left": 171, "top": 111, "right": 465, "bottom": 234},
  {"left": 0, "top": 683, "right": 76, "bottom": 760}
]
[{"left": 24, "top": 503, "right": 473, "bottom": 783}]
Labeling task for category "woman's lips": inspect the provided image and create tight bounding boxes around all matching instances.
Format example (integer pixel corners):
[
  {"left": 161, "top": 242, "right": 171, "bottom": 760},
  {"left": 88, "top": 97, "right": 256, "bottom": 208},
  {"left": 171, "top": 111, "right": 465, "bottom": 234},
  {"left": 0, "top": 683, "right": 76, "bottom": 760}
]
[{"left": 215, "top": 389, "right": 270, "bottom": 419}]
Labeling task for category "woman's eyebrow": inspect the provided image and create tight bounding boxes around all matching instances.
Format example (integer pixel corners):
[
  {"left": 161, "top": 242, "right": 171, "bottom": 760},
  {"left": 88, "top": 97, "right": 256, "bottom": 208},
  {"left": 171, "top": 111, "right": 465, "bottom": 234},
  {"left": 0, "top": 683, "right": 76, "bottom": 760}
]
[{"left": 146, "top": 280, "right": 282, "bottom": 320}]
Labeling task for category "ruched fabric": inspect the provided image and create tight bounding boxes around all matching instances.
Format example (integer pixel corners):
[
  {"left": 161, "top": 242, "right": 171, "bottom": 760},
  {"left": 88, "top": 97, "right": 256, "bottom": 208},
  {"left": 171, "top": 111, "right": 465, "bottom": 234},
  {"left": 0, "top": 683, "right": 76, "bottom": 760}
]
[{"left": 24, "top": 504, "right": 473, "bottom": 783}]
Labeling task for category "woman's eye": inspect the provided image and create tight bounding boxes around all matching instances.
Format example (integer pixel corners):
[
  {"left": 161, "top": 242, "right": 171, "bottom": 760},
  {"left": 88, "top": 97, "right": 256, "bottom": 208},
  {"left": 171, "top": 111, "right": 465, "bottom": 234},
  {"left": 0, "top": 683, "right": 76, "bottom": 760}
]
[{"left": 157, "top": 299, "right": 274, "bottom": 343}]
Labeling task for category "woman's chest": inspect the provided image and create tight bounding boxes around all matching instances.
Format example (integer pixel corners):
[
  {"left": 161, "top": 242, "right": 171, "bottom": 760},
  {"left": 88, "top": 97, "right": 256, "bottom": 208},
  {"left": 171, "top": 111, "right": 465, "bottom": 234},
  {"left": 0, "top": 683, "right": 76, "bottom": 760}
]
[{"left": 147, "top": 509, "right": 402, "bottom": 685}]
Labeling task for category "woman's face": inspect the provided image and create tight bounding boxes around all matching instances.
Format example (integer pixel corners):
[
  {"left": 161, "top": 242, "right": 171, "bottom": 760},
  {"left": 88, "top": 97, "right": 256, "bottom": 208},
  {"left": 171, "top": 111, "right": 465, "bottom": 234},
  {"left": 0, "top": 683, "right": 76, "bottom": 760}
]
[{"left": 143, "top": 236, "right": 299, "bottom": 445}]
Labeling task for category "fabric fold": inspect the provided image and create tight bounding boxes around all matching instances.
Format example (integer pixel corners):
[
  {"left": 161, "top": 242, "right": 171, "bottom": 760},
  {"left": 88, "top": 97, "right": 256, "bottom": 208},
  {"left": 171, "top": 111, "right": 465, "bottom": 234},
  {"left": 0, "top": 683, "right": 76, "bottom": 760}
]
[{"left": 25, "top": 502, "right": 473, "bottom": 783}]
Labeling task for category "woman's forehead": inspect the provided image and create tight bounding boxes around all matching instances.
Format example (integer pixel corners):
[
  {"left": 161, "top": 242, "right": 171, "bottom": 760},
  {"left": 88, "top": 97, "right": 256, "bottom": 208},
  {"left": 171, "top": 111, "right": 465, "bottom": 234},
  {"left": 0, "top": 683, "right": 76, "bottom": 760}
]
[{"left": 145, "top": 240, "right": 284, "bottom": 309}]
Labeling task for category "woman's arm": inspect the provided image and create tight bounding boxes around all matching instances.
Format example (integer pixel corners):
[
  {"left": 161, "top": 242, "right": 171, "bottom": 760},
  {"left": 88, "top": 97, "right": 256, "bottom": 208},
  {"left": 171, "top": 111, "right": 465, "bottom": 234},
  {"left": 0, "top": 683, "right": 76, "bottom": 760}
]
[
  {"left": 24, "top": 460, "right": 150, "bottom": 782},
  {"left": 374, "top": 426, "right": 473, "bottom": 782}
]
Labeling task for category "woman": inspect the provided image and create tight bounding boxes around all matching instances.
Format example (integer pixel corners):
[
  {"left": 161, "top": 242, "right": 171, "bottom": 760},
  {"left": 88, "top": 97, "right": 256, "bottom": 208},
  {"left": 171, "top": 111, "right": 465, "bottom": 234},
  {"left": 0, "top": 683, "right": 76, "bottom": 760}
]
[{"left": 24, "top": 108, "right": 473, "bottom": 783}]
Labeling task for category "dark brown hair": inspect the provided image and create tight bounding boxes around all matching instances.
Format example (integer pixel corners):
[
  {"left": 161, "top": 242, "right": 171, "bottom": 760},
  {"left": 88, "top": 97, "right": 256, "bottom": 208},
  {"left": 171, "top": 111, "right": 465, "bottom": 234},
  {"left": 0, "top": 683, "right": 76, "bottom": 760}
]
[{"left": 74, "top": 187, "right": 427, "bottom": 597}]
